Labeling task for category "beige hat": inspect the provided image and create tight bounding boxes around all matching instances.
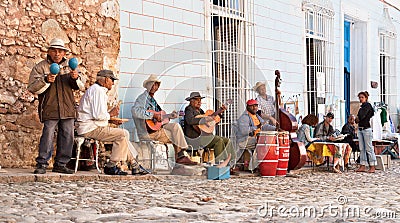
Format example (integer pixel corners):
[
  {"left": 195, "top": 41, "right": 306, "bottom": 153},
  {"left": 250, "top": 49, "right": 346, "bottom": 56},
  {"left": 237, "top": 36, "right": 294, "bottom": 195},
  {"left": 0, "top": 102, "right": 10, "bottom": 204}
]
[
  {"left": 143, "top": 74, "right": 161, "bottom": 88},
  {"left": 47, "top": 38, "right": 69, "bottom": 52},
  {"left": 252, "top": 82, "right": 266, "bottom": 92}
]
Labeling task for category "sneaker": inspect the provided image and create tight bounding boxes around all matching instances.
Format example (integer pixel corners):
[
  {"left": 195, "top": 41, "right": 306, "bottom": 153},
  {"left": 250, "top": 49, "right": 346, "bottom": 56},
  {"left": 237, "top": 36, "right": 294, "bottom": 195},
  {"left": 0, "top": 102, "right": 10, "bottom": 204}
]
[
  {"left": 52, "top": 165, "right": 74, "bottom": 174},
  {"left": 34, "top": 167, "right": 46, "bottom": 174},
  {"left": 104, "top": 165, "right": 128, "bottom": 175}
]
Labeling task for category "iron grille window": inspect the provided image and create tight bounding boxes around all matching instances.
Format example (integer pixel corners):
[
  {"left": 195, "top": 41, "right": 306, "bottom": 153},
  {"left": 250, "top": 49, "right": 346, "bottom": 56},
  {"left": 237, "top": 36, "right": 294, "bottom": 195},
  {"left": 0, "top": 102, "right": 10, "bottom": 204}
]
[
  {"left": 379, "top": 7, "right": 397, "bottom": 128},
  {"left": 209, "top": 0, "right": 255, "bottom": 138},
  {"left": 379, "top": 32, "right": 397, "bottom": 122},
  {"left": 303, "top": 1, "right": 334, "bottom": 115}
]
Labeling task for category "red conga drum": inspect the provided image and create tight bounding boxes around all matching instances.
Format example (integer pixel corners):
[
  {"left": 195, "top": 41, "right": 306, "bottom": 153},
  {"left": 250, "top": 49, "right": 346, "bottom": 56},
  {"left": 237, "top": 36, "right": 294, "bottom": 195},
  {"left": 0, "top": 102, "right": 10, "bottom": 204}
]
[
  {"left": 276, "top": 131, "right": 290, "bottom": 176},
  {"left": 256, "top": 131, "right": 279, "bottom": 177}
]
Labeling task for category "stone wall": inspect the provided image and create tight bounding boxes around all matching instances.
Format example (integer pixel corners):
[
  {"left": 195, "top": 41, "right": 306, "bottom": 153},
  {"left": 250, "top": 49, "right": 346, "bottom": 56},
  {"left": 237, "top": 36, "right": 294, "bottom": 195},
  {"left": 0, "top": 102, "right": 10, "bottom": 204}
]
[{"left": 0, "top": 0, "right": 120, "bottom": 168}]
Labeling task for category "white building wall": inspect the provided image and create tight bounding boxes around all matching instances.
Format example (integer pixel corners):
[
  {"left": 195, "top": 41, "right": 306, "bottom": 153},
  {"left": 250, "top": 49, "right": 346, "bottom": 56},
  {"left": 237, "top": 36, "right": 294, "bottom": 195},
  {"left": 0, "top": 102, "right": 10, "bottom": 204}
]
[
  {"left": 119, "top": 0, "right": 208, "bottom": 138},
  {"left": 253, "top": 0, "right": 305, "bottom": 114},
  {"left": 119, "top": 0, "right": 400, "bottom": 134}
]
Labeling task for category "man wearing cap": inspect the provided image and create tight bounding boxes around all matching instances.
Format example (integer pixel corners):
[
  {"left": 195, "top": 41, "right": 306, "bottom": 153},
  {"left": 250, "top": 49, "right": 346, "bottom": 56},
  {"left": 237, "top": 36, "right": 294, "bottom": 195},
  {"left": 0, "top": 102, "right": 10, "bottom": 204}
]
[
  {"left": 253, "top": 82, "right": 277, "bottom": 126},
  {"left": 183, "top": 92, "right": 232, "bottom": 163},
  {"left": 236, "top": 99, "right": 276, "bottom": 170},
  {"left": 132, "top": 75, "right": 196, "bottom": 165},
  {"left": 28, "top": 38, "right": 86, "bottom": 174},
  {"left": 237, "top": 99, "right": 276, "bottom": 147},
  {"left": 76, "top": 70, "right": 141, "bottom": 175},
  {"left": 313, "top": 112, "right": 336, "bottom": 141}
]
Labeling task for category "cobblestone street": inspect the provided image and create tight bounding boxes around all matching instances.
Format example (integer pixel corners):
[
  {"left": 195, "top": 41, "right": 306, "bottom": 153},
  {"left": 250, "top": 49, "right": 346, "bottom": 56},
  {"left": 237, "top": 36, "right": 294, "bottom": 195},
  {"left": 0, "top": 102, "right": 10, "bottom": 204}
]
[{"left": 1, "top": 161, "right": 400, "bottom": 223}]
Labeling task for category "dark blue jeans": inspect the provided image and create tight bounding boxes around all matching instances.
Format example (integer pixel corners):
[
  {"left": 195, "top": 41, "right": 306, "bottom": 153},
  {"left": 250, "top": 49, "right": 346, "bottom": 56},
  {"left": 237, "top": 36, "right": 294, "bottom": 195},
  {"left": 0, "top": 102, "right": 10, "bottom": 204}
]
[{"left": 36, "top": 119, "right": 75, "bottom": 168}]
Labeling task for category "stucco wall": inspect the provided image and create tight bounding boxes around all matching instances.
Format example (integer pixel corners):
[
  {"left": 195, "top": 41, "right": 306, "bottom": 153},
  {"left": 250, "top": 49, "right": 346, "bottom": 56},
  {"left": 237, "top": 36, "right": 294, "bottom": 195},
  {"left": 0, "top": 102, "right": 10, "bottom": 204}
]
[{"left": 0, "top": 0, "right": 120, "bottom": 167}]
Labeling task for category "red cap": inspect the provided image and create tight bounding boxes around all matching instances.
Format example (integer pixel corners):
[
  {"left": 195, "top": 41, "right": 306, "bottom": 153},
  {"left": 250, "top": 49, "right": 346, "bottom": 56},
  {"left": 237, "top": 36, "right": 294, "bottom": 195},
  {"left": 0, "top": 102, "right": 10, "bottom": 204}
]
[{"left": 246, "top": 99, "right": 258, "bottom": 106}]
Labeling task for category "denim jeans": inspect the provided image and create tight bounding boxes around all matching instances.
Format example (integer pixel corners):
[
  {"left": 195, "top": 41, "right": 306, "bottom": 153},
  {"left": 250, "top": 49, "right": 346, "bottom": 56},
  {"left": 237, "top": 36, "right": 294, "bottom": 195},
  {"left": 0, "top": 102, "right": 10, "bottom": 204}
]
[
  {"left": 36, "top": 119, "right": 75, "bottom": 168},
  {"left": 357, "top": 128, "right": 377, "bottom": 166}
]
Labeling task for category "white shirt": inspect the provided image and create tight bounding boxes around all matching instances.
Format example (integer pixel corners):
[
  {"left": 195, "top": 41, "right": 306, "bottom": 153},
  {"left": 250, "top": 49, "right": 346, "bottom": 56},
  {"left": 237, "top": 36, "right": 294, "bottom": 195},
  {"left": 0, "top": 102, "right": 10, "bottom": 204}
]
[{"left": 76, "top": 83, "right": 110, "bottom": 135}]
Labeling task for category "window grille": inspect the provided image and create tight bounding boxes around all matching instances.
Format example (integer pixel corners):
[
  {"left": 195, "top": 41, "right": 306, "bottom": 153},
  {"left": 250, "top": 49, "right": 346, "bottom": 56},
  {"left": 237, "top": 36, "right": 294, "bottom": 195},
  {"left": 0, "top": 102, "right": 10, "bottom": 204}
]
[
  {"left": 209, "top": 0, "right": 255, "bottom": 138},
  {"left": 303, "top": 0, "right": 335, "bottom": 115},
  {"left": 379, "top": 7, "right": 397, "bottom": 127}
]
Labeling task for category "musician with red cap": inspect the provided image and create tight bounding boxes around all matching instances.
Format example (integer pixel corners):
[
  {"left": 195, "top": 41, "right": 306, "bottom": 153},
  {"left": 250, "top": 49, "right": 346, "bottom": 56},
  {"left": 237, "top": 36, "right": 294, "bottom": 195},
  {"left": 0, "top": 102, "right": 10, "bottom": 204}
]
[{"left": 236, "top": 99, "right": 276, "bottom": 170}]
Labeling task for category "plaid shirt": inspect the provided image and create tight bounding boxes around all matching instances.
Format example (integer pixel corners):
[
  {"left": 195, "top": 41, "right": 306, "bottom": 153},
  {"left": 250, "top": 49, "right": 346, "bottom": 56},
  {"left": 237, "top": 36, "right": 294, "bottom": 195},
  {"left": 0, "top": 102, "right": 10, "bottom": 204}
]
[{"left": 256, "top": 94, "right": 275, "bottom": 117}]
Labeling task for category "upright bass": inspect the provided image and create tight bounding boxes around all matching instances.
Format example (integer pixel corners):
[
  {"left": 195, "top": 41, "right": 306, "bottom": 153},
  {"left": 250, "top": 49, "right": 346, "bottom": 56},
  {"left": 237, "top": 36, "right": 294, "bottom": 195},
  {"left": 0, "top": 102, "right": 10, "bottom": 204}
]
[{"left": 274, "top": 70, "right": 307, "bottom": 170}]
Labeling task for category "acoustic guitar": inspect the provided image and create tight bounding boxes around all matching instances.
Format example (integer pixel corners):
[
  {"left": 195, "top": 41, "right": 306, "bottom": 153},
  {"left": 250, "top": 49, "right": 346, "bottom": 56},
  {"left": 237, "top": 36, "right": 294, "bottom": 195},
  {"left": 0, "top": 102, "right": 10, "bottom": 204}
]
[
  {"left": 195, "top": 100, "right": 232, "bottom": 134},
  {"left": 146, "top": 110, "right": 179, "bottom": 131}
]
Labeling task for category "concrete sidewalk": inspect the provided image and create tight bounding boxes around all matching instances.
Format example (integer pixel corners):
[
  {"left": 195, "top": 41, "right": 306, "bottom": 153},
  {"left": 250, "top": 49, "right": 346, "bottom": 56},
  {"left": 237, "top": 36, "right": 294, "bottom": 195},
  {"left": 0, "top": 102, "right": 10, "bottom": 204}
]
[
  {"left": 0, "top": 162, "right": 347, "bottom": 184},
  {"left": 0, "top": 168, "right": 158, "bottom": 184},
  {"left": 0, "top": 166, "right": 290, "bottom": 184}
]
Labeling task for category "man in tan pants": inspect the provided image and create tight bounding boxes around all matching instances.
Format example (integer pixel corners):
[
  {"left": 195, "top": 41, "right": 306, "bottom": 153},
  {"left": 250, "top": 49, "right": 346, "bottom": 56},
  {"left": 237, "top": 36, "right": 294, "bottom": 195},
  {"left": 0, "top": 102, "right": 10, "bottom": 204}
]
[
  {"left": 131, "top": 74, "right": 196, "bottom": 165},
  {"left": 76, "top": 70, "right": 141, "bottom": 175}
]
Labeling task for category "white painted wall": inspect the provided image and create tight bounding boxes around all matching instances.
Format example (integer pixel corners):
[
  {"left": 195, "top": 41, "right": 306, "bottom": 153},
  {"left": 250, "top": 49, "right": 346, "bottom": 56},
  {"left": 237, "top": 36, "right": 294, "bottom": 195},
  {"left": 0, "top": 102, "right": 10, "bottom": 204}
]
[{"left": 119, "top": 0, "right": 208, "bottom": 138}]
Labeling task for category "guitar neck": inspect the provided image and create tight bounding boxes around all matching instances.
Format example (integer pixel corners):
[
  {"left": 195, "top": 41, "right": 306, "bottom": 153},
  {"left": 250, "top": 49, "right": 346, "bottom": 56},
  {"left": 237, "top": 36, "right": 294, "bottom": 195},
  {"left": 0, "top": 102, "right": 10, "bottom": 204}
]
[{"left": 211, "top": 107, "right": 224, "bottom": 117}]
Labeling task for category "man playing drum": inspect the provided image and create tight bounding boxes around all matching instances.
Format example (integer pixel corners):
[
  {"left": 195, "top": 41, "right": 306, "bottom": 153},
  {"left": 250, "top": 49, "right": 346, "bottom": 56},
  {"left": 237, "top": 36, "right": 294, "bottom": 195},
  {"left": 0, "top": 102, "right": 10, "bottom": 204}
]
[{"left": 236, "top": 99, "right": 276, "bottom": 170}]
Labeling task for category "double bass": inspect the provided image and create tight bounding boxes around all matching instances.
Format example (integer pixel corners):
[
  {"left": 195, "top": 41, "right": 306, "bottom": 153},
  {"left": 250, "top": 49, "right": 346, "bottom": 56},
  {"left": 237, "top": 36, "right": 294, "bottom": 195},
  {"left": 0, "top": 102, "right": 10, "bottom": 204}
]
[{"left": 274, "top": 70, "right": 307, "bottom": 170}]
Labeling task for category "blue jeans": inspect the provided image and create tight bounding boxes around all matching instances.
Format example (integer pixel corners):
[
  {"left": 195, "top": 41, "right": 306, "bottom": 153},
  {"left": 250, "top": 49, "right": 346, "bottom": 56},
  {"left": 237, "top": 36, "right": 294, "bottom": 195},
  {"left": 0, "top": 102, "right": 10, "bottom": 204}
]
[
  {"left": 357, "top": 128, "right": 377, "bottom": 166},
  {"left": 36, "top": 119, "right": 75, "bottom": 168}
]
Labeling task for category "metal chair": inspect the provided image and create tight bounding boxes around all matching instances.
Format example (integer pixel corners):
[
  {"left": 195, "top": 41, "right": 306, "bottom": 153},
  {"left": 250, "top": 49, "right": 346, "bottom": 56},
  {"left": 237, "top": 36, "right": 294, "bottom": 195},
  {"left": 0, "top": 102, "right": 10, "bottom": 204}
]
[{"left": 72, "top": 136, "right": 101, "bottom": 173}]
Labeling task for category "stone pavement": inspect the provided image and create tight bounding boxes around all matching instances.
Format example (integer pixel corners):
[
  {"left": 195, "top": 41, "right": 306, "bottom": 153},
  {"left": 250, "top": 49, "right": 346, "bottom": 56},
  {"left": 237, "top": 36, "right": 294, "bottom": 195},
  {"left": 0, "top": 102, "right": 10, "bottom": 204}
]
[{"left": 0, "top": 161, "right": 400, "bottom": 223}]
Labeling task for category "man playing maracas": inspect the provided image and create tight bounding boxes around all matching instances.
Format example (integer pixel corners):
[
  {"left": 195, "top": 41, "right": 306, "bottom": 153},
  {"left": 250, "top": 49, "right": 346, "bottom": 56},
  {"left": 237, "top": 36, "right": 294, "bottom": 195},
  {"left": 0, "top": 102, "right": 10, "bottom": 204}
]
[{"left": 28, "top": 38, "right": 86, "bottom": 174}]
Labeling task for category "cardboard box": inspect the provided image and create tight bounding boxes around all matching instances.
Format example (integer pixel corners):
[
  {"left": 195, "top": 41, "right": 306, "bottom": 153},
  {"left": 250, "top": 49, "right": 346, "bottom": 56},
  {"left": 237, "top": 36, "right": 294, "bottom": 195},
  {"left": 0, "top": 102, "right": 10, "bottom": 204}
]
[
  {"left": 207, "top": 166, "right": 230, "bottom": 180},
  {"left": 376, "top": 155, "right": 385, "bottom": 171}
]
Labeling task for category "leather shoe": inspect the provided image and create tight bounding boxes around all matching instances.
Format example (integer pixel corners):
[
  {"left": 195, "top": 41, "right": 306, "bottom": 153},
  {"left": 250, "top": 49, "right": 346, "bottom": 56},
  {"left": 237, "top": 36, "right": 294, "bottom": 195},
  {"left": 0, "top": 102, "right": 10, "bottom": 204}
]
[
  {"left": 132, "top": 164, "right": 151, "bottom": 175},
  {"left": 104, "top": 165, "right": 128, "bottom": 175},
  {"left": 176, "top": 156, "right": 198, "bottom": 165},
  {"left": 52, "top": 165, "right": 74, "bottom": 174},
  {"left": 34, "top": 167, "right": 46, "bottom": 174}
]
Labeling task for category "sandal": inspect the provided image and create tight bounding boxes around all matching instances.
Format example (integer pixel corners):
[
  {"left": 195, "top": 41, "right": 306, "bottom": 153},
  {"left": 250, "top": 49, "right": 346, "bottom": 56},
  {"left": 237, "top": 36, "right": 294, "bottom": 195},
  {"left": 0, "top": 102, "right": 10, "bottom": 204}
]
[{"left": 333, "top": 167, "right": 342, "bottom": 174}]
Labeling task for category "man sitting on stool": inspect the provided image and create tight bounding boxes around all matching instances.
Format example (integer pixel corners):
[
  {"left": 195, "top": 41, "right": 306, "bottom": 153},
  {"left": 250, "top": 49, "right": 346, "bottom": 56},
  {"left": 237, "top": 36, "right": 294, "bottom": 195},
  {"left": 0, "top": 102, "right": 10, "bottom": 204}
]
[
  {"left": 236, "top": 99, "right": 276, "bottom": 170},
  {"left": 183, "top": 92, "right": 233, "bottom": 164},
  {"left": 76, "top": 70, "right": 146, "bottom": 175}
]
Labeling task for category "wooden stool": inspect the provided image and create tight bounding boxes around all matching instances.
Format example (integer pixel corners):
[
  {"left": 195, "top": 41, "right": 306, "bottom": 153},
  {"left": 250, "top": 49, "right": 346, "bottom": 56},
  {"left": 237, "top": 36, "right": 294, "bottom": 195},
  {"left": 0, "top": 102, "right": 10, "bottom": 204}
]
[{"left": 202, "top": 148, "right": 215, "bottom": 165}]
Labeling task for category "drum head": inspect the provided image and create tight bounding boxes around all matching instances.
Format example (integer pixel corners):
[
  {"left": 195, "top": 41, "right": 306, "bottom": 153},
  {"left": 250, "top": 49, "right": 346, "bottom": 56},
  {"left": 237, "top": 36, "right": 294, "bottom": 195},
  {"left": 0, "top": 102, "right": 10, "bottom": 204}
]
[{"left": 257, "top": 131, "right": 278, "bottom": 136}]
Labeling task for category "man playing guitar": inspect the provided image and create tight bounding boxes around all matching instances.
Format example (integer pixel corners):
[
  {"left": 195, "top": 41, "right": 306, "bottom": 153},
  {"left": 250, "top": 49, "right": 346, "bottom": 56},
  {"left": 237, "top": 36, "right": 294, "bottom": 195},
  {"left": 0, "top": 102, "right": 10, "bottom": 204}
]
[
  {"left": 131, "top": 75, "right": 196, "bottom": 165},
  {"left": 183, "top": 92, "right": 233, "bottom": 164}
]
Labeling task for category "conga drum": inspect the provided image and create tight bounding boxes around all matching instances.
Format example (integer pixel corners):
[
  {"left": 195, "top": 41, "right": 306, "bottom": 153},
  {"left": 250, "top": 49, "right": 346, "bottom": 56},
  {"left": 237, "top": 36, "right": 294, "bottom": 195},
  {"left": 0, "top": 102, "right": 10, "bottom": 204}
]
[
  {"left": 276, "top": 131, "right": 290, "bottom": 176},
  {"left": 256, "top": 131, "right": 279, "bottom": 177}
]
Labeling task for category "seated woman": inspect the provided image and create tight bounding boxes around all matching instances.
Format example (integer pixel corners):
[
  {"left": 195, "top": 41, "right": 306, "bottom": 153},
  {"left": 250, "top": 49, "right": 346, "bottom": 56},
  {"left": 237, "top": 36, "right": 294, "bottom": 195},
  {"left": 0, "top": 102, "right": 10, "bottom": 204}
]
[
  {"left": 297, "top": 114, "right": 320, "bottom": 148},
  {"left": 307, "top": 113, "right": 351, "bottom": 173}
]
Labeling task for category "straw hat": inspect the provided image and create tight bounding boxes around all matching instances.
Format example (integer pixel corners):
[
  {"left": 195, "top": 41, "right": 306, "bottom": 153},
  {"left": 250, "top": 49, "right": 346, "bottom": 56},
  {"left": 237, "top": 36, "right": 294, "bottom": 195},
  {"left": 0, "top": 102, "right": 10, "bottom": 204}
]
[
  {"left": 185, "top": 92, "right": 205, "bottom": 101},
  {"left": 47, "top": 38, "right": 69, "bottom": 52},
  {"left": 143, "top": 74, "right": 161, "bottom": 88},
  {"left": 252, "top": 82, "right": 266, "bottom": 92}
]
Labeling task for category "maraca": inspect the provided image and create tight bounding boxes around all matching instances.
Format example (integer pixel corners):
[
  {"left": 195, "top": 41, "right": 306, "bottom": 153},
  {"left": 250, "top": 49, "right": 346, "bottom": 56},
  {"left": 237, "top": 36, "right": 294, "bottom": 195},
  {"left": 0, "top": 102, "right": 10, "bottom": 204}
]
[
  {"left": 49, "top": 63, "right": 60, "bottom": 75},
  {"left": 68, "top": 57, "right": 78, "bottom": 70}
]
